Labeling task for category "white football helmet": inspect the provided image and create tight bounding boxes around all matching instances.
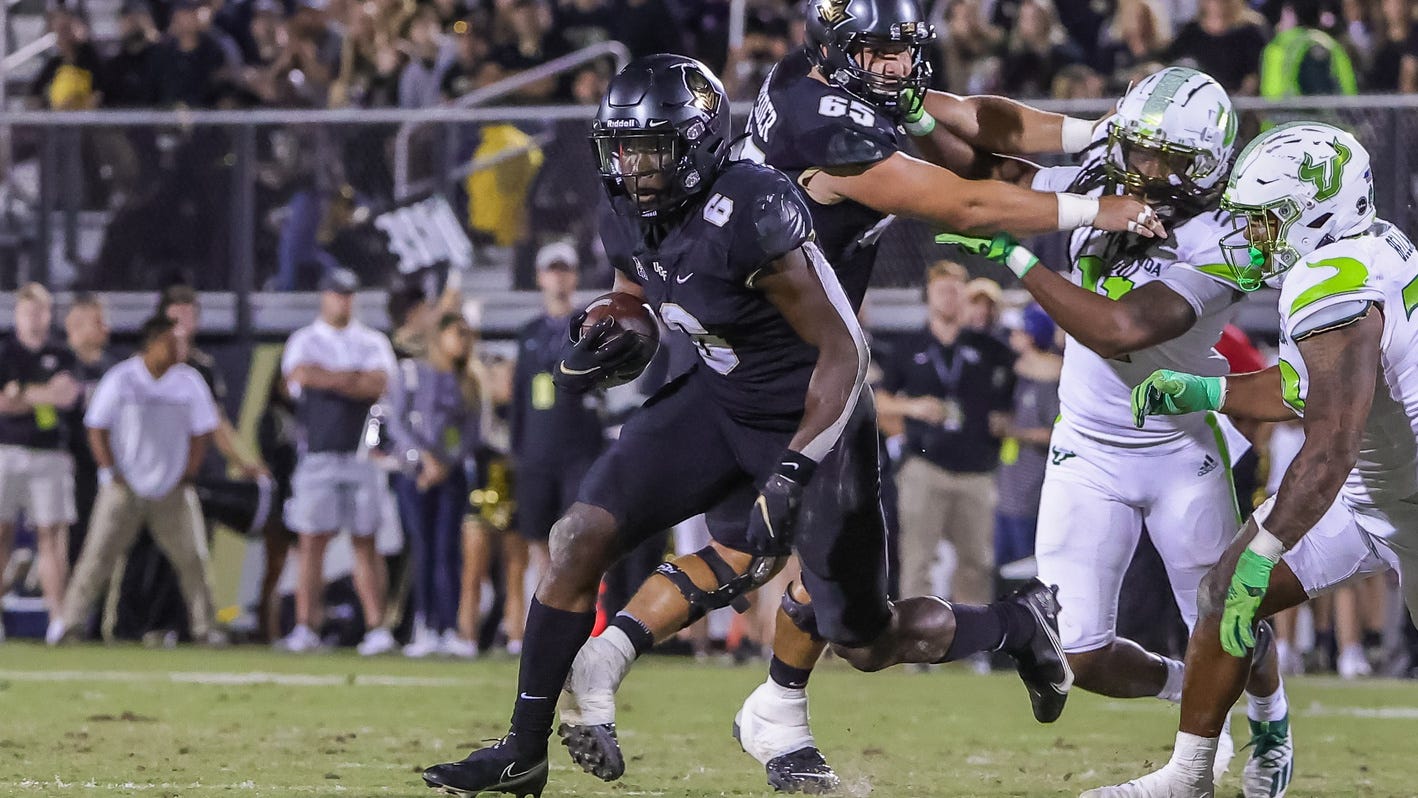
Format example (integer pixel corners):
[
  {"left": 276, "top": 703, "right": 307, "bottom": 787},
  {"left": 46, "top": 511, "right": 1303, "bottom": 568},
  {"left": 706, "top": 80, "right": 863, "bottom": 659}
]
[
  {"left": 1105, "top": 67, "right": 1237, "bottom": 212},
  {"left": 1220, "top": 122, "right": 1375, "bottom": 291}
]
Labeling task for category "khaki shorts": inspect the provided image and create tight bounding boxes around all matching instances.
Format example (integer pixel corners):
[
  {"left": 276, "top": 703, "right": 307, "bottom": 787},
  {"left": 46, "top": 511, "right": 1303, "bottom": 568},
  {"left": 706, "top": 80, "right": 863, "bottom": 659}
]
[
  {"left": 0, "top": 444, "right": 76, "bottom": 526},
  {"left": 284, "top": 452, "right": 387, "bottom": 537}
]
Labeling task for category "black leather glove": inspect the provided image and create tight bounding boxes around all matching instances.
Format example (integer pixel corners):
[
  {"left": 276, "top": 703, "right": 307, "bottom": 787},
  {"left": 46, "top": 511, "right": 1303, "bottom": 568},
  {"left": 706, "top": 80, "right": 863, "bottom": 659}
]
[
  {"left": 745, "top": 450, "right": 816, "bottom": 557},
  {"left": 553, "top": 315, "right": 641, "bottom": 394}
]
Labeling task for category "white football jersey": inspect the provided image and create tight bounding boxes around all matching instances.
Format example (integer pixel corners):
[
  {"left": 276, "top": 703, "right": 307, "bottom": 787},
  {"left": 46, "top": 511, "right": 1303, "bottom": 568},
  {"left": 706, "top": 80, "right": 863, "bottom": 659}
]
[{"left": 1275, "top": 220, "right": 1418, "bottom": 511}]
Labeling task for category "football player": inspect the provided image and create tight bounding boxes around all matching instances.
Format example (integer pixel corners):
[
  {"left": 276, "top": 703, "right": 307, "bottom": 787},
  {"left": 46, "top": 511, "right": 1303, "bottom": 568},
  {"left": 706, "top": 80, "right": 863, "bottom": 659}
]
[
  {"left": 1086, "top": 123, "right": 1412, "bottom": 798},
  {"left": 937, "top": 68, "right": 1293, "bottom": 798},
  {"left": 556, "top": 0, "right": 1159, "bottom": 791},
  {"left": 421, "top": 54, "right": 1065, "bottom": 798}
]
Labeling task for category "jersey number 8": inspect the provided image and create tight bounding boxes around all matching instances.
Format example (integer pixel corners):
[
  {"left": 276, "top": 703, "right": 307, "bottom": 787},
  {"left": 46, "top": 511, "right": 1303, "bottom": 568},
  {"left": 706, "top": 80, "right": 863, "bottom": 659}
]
[
  {"left": 818, "top": 96, "right": 875, "bottom": 126},
  {"left": 659, "top": 303, "right": 740, "bottom": 375}
]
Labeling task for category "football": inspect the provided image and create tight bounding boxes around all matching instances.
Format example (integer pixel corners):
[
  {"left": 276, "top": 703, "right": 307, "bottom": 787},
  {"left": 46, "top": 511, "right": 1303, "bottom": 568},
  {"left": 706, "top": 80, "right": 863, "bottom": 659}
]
[{"left": 579, "top": 291, "right": 661, "bottom": 387}]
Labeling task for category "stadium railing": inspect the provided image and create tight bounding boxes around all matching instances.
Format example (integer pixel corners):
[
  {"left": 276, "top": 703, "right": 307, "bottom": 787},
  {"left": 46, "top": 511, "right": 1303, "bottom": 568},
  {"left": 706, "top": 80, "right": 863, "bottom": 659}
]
[{"left": 0, "top": 96, "right": 1413, "bottom": 337}]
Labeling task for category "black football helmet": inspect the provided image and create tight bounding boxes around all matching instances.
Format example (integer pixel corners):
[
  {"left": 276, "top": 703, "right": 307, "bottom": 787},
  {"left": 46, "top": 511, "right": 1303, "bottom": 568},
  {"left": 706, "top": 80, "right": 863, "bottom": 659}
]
[
  {"left": 805, "top": 0, "right": 935, "bottom": 115},
  {"left": 590, "top": 54, "right": 731, "bottom": 221}
]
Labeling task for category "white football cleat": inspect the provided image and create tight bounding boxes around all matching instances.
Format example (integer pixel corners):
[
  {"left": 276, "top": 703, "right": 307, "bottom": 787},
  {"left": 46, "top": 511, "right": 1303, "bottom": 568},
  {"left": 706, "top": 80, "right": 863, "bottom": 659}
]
[
  {"left": 1214, "top": 716, "right": 1235, "bottom": 785},
  {"left": 1079, "top": 765, "right": 1214, "bottom": 798},
  {"left": 1241, "top": 716, "right": 1293, "bottom": 798},
  {"left": 559, "top": 634, "right": 627, "bottom": 727},
  {"left": 733, "top": 681, "right": 816, "bottom": 766}
]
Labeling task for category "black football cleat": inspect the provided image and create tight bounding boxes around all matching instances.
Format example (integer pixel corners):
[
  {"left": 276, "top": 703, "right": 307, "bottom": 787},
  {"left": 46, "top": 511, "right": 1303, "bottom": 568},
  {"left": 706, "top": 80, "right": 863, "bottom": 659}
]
[
  {"left": 557, "top": 722, "right": 625, "bottom": 781},
  {"left": 422, "top": 736, "right": 548, "bottom": 798},
  {"left": 762, "top": 746, "right": 841, "bottom": 794},
  {"left": 1002, "top": 579, "right": 1074, "bottom": 724}
]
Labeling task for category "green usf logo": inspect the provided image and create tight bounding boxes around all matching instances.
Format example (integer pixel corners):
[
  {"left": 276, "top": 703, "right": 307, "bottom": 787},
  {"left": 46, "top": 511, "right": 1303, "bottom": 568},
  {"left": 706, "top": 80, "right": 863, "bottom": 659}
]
[
  {"left": 1049, "top": 446, "right": 1077, "bottom": 466},
  {"left": 1298, "top": 138, "right": 1351, "bottom": 202}
]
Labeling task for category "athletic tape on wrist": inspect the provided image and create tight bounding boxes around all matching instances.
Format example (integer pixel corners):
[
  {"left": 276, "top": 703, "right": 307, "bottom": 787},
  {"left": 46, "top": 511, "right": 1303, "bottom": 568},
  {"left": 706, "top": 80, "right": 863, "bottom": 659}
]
[
  {"left": 1005, "top": 244, "right": 1039, "bottom": 278},
  {"left": 905, "top": 113, "right": 936, "bottom": 137},
  {"left": 1247, "top": 523, "right": 1286, "bottom": 563},
  {"left": 1056, "top": 193, "right": 1099, "bottom": 230}
]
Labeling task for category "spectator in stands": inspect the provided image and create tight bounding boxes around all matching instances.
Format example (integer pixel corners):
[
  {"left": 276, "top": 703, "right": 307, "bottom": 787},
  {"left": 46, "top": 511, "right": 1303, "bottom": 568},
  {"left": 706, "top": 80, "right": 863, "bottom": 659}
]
[
  {"left": 0, "top": 285, "right": 81, "bottom": 644},
  {"left": 1093, "top": 0, "right": 1171, "bottom": 84},
  {"left": 441, "top": 14, "right": 503, "bottom": 100},
  {"left": 399, "top": 6, "right": 449, "bottom": 108},
  {"left": 1261, "top": 0, "right": 1359, "bottom": 96},
  {"left": 994, "top": 304, "right": 1061, "bottom": 569},
  {"left": 331, "top": 0, "right": 405, "bottom": 107},
  {"left": 723, "top": 9, "right": 791, "bottom": 99},
  {"left": 198, "top": 0, "right": 246, "bottom": 69},
  {"left": 145, "top": 0, "right": 231, "bottom": 107},
  {"left": 1166, "top": 0, "right": 1269, "bottom": 93},
  {"left": 273, "top": 0, "right": 343, "bottom": 106},
  {"left": 277, "top": 268, "right": 400, "bottom": 655},
  {"left": 64, "top": 294, "right": 117, "bottom": 572},
  {"left": 389, "top": 313, "right": 482, "bottom": 658},
  {"left": 1001, "top": 0, "right": 1081, "bottom": 97},
  {"left": 57, "top": 315, "right": 220, "bottom": 645},
  {"left": 877, "top": 261, "right": 1015, "bottom": 615},
  {"left": 939, "top": 0, "right": 1003, "bottom": 95},
  {"left": 1365, "top": 0, "right": 1418, "bottom": 91},
  {"left": 555, "top": 0, "right": 615, "bottom": 51},
  {"left": 105, "top": 0, "right": 161, "bottom": 106},
  {"left": 510, "top": 243, "right": 605, "bottom": 576},
  {"left": 388, "top": 279, "right": 437, "bottom": 360},
  {"left": 490, "top": 0, "right": 567, "bottom": 101},
  {"left": 161, "top": 286, "right": 268, "bottom": 478},
  {"left": 568, "top": 61, "right": 611, "bottom": 104},
  {"left": 29, "top": 7, "right": 104, "bottom": 110},
  {"left": 1051, "top": 63, "right": 1107, "bottom": 97}
]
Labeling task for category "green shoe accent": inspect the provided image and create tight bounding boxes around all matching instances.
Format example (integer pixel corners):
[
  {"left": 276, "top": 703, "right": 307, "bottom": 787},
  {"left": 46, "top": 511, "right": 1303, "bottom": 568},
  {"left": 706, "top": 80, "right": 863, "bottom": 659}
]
[{"left": 1244, "top": 714, "right": 1293, "bottom": 798}]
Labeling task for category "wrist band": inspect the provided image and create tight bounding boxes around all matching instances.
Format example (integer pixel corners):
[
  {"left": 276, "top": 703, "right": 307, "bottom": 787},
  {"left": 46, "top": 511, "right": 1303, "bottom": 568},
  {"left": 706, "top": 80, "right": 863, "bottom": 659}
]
[
  {"left": 775, "top": 449, "right": 817, "bottom": 486},
  {"left": 905, "top": 113, "right": 936, "bottom": 137},
  {"left": 1056, "top": 193, "right": 1099, "bottom": 230},
  {"left": 1006, "top": 244, "right": 1040, "bottom": 279},
  {"left": 1246, "top": 521, "right": 1286, "bottom": 562},
  {"left": 1215, "top": 376, "right": 1229, "bottom": 410},
  {"left": 1061, "top": 116, "right": 1095, "bottom": 154}
]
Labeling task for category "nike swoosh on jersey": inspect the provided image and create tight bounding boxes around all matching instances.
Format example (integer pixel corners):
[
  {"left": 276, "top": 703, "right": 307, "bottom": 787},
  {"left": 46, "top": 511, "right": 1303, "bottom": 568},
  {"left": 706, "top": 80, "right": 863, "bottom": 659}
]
[{"left": 675, "top": 273, "right": 694, "bottom": 283}]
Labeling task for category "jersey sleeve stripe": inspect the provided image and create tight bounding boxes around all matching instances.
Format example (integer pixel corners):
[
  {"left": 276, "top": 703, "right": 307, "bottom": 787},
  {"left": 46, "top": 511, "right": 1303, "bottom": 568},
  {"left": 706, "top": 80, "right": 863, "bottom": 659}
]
[{"left": 797, "top": 240, "right": 870, "bottom": 463}]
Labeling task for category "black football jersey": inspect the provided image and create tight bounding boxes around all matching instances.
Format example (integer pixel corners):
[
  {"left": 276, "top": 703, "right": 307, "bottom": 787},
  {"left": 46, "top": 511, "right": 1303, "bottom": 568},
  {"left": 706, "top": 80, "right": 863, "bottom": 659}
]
[
  {"left": 601, "top": 161, "right": 824, "bottom": 430},
  {"left": 735, "top": 49, "right": 903, "bottom": 311}
]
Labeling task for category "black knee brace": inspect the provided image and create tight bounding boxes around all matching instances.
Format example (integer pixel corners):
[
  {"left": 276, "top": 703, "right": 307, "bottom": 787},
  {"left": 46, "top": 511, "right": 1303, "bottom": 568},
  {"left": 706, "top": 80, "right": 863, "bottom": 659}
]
[
  {"left": 654, "top": 546, "right": 753, "bottom": 622},
  {"left": 779, "top": 581, "right": 822, "bottom": 641}
]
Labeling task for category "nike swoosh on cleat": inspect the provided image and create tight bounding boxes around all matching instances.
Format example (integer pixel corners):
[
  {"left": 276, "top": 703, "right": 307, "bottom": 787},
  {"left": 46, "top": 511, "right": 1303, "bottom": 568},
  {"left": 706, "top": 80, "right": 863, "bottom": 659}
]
[
  {"left": 1026, "top": 602, "right": 1074, "bottom": 693},
  {"left": 500, "top": 762, "right": 539, "bottom": 782},
  {"left": 558, "top": 364, "right": 597, "bottom": 376},
  {"left": 519, "top": 693, "right": 548, "bottom": 700}
]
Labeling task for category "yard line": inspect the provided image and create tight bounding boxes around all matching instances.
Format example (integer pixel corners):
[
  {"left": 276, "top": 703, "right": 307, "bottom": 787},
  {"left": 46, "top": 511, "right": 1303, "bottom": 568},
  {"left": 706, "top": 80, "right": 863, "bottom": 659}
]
[{"left": 0, "top": 669, "right": 473, "bottom": 688}]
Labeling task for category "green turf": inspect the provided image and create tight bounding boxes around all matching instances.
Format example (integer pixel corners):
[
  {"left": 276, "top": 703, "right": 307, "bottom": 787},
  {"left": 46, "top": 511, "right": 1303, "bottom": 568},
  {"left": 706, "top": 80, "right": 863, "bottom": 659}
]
[{"left": 0, "top": 643, "right": 1415, "bottom": 796}]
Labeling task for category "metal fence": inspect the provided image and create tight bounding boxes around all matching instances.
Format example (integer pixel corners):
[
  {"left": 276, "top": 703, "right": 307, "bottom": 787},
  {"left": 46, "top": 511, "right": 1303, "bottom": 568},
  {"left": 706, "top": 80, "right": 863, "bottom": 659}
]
[{"left": 1, "top": 97, "right": 1415, "bottom": 330}]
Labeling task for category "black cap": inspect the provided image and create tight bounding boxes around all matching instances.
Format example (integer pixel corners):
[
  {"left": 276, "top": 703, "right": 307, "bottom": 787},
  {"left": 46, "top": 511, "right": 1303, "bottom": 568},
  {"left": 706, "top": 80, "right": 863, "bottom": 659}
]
[{"left": 318, "top": 267, "right": 359, "bottom": 294}]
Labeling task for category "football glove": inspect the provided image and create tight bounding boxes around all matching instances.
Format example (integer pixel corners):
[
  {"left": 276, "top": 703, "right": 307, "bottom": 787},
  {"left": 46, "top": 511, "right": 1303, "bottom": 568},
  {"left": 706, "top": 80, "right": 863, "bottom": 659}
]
[
  {"left": 1221, "top": 548, "right": 1275, "bottom": 657},
  {"left": 900, "top": 88, "right": 935, "bottom": 137},
  {"left": 554, "top": 314, "right": 641, "bottom": 394},
  {"left": 745, "top": 451, "right": 816, "bottom": 558},
  {"left": 935, "top": 231, "right": 1040, "bottom": 278},
  {"left": 1130, "top": 370, "right": 1225, "bottom": 428}
]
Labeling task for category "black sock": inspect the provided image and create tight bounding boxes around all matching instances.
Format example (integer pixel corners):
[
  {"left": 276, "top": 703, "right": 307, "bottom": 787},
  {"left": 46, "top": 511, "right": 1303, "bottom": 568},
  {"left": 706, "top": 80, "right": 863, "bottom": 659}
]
[
  {"left": 769, "top": 656, "right": 814, "bottom": 690},
  {"left": 610, "top": 612, "right": 655, "bottom": 657},
  {"left": 941, "top": 602, "right": 1035, "bottom": 661},
  {"left": 509, "top": 599, "right": 595, "bottom": 753}
]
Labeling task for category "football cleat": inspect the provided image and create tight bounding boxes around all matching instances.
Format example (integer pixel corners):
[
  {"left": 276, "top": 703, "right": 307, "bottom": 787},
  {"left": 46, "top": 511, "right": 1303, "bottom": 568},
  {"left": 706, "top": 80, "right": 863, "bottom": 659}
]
[
  {"left": 1079, "top": 765, "right": 1214, "bottom": 798},
  {"left": 1002, "top": 579, "right": 1074, "bottom": 723},
  {"left": 558, "top": 635, "right": 630, "bottom": 780},
  {"left": 733, "top": 681, "right": 838, "bottom": 793},
  {"left": 762, "top": 746, "right": 841, "bottom": 794},
  {"left": 557, "top": 722, "right": 624, "bottom": 782},
  {"left": 422, "top": 736, "right": 548, "bottom": 798},
  {"left": 1241, "top": 716, "right": 1293, "bottom": 798}
]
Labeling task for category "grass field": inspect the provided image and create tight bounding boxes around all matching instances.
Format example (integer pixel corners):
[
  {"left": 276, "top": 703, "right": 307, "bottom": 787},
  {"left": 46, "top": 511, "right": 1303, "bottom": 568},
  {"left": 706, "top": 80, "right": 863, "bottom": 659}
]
[{"left": 2, "top": 644, "right": 1417, "bottom": 797}]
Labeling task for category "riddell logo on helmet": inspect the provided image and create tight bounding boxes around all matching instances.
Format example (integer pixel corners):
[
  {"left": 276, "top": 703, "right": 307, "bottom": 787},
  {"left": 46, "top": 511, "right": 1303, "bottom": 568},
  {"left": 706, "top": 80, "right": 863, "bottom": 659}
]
[
  {"left": 817, "top": 0, "right": 854, "bottom": 27},
  {"left": 605, "top": 119, "right": 638, "bottom": 128}
]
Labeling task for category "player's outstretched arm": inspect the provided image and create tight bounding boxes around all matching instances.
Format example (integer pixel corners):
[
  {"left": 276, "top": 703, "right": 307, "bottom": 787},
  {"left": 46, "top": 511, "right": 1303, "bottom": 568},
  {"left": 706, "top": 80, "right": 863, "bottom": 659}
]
[
  {"left": 756, "top": 245, "right": 870, "bottom": 462},
  {"left": 811, "top": 152, "right": 1162, "bottom": 239},
  {"left": 920, "top": 90, "right": 1098, "bottom": 157},
  {"left": 1262, "top": 307, "right": 1383, "bottom": 548}
]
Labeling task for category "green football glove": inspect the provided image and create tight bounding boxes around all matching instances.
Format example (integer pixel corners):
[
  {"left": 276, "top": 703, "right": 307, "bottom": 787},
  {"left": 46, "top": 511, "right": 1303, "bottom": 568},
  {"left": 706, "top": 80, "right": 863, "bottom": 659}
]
[
  {"left": 900, "top": 88, "right": 935, "bottom": 136},
  {"left": 935, "top": 231, "right": 1040, "bottom": 278},
  {"left": 1130, "top": 370, "right": 1225, "bottom": 428},
  {"left": 1220, "top": 548, "right": 1276, "bottom": 657}
]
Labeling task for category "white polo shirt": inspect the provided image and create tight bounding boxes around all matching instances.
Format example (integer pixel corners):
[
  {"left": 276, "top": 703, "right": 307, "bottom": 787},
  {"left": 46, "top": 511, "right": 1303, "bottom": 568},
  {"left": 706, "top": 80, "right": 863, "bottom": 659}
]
[{"left": 85, "top": 357, "right": 220, "bottom": 499}]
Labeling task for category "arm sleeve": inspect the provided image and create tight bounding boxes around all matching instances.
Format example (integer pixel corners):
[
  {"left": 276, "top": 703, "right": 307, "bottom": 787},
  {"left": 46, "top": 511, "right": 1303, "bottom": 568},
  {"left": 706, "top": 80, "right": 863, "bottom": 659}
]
[{"left": 83, "top": 369, "right": 120, "bottom": 430}]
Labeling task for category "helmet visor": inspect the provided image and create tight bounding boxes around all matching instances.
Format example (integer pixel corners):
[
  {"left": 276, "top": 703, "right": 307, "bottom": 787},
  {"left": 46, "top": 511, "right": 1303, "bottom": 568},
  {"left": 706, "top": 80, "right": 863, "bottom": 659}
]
[{"left": 592, "top": 128, "right": 685, "bottom": 215}]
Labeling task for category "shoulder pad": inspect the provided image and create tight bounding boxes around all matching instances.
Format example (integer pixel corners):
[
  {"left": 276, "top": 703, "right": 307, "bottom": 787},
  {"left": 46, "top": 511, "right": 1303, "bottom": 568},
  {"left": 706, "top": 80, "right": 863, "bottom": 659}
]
[
  {"left": 792, "top": 88, "right": 900, "bottom": 169},
  {"left": 715, "top": 164, "right": 814, "bottom": 276}
]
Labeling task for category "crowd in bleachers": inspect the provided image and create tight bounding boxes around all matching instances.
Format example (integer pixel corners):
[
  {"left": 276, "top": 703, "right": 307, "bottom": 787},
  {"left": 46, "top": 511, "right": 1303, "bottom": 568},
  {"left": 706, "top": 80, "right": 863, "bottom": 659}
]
[{"left": 25, "top": 0, "right": 1418, "bottom": 114}]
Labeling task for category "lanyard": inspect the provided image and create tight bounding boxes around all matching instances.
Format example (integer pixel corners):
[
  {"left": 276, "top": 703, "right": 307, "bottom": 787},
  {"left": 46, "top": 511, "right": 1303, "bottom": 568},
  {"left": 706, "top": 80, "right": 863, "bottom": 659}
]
[{"left": 924, "top": 340, "right": 965, "bottom": 396}]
